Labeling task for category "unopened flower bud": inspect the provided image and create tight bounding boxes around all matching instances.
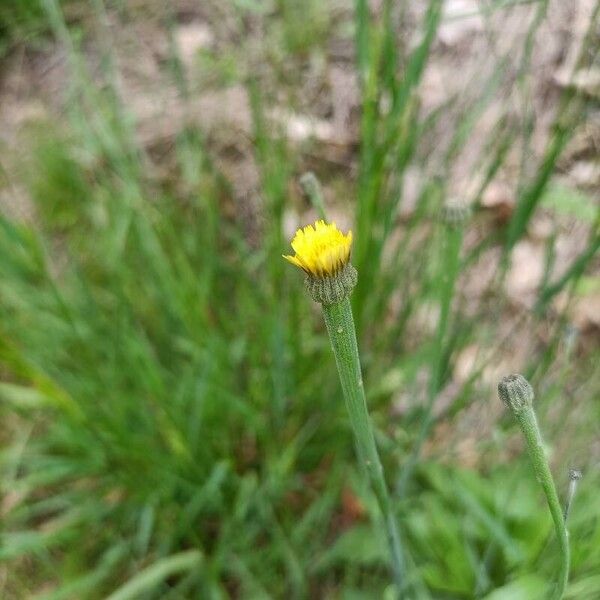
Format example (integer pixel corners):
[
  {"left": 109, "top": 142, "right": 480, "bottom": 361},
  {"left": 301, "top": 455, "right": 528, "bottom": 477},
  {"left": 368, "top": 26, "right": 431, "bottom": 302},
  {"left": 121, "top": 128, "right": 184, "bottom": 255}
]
[
  {"left": 299, "top": 172, "right": 321, "bottom": 199},
  {"left": 498, "top": 374, "right": 534, "bottom": 414},
  {"left": 441, "top": 198, "right": 472, "bottom": 226}
]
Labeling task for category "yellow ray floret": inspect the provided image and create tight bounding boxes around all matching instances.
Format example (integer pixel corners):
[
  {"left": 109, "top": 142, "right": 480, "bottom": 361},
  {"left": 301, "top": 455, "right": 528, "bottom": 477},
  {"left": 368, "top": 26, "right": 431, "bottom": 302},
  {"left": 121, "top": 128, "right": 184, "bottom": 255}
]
[{"left": 283, "top": 220, "right": 353, "bottom": 277}]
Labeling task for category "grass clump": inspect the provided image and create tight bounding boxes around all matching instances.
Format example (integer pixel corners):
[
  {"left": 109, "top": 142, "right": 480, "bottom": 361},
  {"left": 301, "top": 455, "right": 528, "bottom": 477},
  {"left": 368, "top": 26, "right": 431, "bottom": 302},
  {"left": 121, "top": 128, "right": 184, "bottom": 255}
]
[{"left": 0, "top": 1, "right": 599, "bottom": 598}]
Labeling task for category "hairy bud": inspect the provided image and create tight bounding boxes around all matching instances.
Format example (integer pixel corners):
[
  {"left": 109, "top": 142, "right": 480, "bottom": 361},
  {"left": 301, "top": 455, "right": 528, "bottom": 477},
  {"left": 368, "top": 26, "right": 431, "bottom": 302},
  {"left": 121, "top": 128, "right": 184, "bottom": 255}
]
[
  {"left": 441, "top": 198, "right": 472, "bottom": 226},
  {"left": 498, "top": 373, "right": 534, "bottom": 414}
]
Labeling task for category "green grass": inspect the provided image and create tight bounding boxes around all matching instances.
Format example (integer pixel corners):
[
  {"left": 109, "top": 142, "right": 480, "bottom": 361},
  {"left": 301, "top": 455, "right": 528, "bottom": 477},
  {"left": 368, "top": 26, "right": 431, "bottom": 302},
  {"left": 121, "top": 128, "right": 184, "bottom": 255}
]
[
  {"left": 1, "top": 0, "right": 599, "bottom": 598},
  {"left": 0, "top": 0, "right": 74, "bottom": 55}
]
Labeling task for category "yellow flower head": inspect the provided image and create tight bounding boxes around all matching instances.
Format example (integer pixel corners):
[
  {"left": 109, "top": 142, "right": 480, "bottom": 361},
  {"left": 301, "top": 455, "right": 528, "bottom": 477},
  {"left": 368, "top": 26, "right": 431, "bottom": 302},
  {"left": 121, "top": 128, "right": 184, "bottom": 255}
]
[{"left": 283, "top": 220, "right": 353, "bottom": 278}]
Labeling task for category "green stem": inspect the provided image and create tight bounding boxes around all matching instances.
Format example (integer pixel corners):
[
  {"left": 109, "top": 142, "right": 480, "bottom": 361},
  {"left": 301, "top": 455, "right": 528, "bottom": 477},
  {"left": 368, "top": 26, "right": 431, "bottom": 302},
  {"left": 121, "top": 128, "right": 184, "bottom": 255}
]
[
  {"left": 299, "top": 172, "right": 328, "bottom": 222},
  {"left": 322, "top": 297, "right": 405, "bottom": 595},
  {"left": 515, "top": 405, "right": 570, "bottom": 600},
  {"left": 398, "top": 221, "right": 463, "bottom": 496}
]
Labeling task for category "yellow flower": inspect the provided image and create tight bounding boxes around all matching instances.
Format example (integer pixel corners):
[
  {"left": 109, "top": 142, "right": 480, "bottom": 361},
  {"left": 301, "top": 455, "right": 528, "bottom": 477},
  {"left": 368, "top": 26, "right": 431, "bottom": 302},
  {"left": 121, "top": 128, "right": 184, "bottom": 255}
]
[{"left": 283, "top": 220, "right": 353, "bottom": 277}]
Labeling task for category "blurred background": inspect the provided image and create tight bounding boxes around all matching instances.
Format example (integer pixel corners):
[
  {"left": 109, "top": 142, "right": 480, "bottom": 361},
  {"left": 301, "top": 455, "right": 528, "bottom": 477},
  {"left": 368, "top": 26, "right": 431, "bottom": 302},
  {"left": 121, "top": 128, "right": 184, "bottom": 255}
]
[{"left": 0, "top": 0, "right": 599, "bottom": 598}]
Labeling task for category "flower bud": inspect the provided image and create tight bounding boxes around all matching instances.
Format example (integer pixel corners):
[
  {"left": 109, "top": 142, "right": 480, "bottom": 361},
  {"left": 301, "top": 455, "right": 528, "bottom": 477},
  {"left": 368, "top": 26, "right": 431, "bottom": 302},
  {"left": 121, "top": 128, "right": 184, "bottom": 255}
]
[
  {"left": 498, "top": 374, "right": 534, "bottom": 414},
  {"left": 569, "top": 468, "right": 582, "bottom": 481},
  {"left": 299, "top": 172, "right": 321, "bottom": 199},
  {"left": 441, "top": 198, "right": 472, "bottom": 227}
]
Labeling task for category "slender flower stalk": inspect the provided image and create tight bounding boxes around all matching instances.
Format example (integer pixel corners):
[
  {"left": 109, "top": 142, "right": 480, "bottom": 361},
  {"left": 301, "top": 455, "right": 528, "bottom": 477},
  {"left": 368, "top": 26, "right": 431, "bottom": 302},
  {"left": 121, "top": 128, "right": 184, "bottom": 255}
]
[
  {"left": 284, "top": 221, "right": 406, "bottom": 594},
  {"left": 398, "top": 199, "right": 469, "bottom": 496},
  {"left": 299, "top": 172, "right": 328, "bottom": 221},
  {"left": 498, "top": 374, "right": 570, "bottom": 600},
  {"left": 563, "top": 468, "right": 582, "bottom": 523}
]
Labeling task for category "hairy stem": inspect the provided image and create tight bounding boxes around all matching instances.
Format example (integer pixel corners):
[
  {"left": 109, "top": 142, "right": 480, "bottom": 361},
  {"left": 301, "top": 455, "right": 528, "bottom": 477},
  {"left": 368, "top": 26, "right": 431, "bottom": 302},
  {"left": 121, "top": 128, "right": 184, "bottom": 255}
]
[
  {"left": 322, "top": 297, "right": 405, "bottom": 595},
  {"left": 515, "top": 405, "right": 570, "bottom": 599}
]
